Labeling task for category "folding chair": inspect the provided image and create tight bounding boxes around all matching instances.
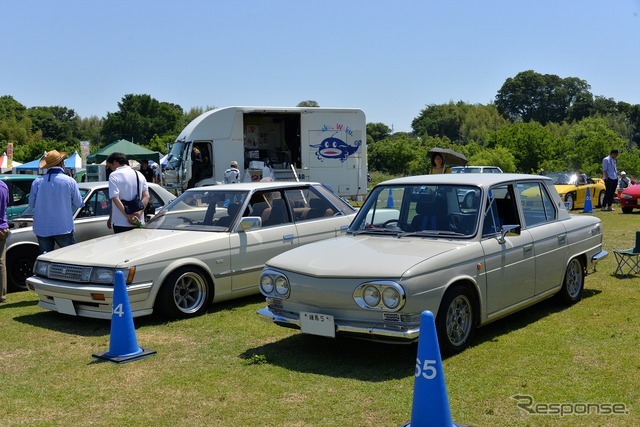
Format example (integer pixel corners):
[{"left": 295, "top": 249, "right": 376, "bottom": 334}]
[{"left": 614, "top": 231, "right": 640, "bottom": 276}]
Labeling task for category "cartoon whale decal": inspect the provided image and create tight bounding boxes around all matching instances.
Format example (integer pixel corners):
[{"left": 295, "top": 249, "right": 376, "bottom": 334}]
[{"left": 310, "top": 134, "right": 361, "bottom": 162}]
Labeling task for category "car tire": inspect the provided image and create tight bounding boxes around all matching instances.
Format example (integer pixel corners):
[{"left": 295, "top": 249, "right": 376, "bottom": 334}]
[
  {"left": 598, "top": 191, "right": 605, "bottom": 208},
  {"left": 557, "top": 257, "right": 584, "bottom": 304},
  {"left": 7, "top": 246, "right": 39, "bottom": 292},
  {"left": 622, "top": 207, "right": 633, "bottom": 214},
  {"left": 564, "top": 194, "right": 574, "bottom": 211},
  {"left": 155, "top": 266, "right": 212, "bottom": 319},
  {"left": 435, "top": 284, "right": 476, "bottom": 356}
]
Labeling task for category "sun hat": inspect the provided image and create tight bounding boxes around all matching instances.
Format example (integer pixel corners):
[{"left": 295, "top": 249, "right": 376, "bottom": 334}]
[{"left": 39, "top": 150, "right": 67, "bottom": 168}]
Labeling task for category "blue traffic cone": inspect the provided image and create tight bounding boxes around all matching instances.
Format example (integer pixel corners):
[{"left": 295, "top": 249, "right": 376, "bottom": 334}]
[
  {"left": 405, "top": 311, "right": 465, "bottom": 427},
  {"left": 583, "top": 189, "right": 593, "bottom": 213},
  {"left": 386, "top": 188, "right": 394, "bottom": 208},
  {"left": 93, "top": 271, "right": 156, "bottom": 363}
]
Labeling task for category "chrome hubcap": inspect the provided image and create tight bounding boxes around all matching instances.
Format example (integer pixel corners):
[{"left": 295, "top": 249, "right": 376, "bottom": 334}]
[
  {"left": 566, "top": 259, "right": 582, "bottom": 298},
  {"left": 173, "top": 272, "right": 207, "bottom": 314},
  {"left": 446, "top": 295, "right": 472, "bottom": 346}
]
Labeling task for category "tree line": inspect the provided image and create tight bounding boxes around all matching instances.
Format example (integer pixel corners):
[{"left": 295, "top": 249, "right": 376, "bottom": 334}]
[{"left": 2, "top": 70, "right": 640, "bottom": 178}]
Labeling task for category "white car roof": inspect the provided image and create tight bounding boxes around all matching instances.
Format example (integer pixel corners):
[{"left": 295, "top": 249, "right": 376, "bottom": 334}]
[
  {"left": 187, "top": 181, "right": 324, "bottom": 192},
  {"left": 380, "top": 173, "right": 551, "bottom": 189}
]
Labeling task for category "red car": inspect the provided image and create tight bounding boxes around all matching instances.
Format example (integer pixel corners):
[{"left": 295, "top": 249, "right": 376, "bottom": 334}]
[{"left": 619, "top": 184, "right": 640, "bottom": 213}]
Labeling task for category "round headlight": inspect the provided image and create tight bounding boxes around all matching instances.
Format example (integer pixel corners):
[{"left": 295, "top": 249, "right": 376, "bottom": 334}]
[
  {"left": 363, "top": 286, "right": 381, "bottom": 307},
  {"left": 260, "top": 275, "right": 274, "bottom": 293},
  {"left": 275, "top": 276, "right": 289, "bottom": 295},
  {"left": 382, "top": 287, "right": 401, "bottom": 309}
]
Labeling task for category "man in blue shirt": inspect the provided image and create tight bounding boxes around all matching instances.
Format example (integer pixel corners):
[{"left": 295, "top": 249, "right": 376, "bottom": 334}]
[
  {"left": 0, "top": 179, "right": 9, "bottom": 303},
  {"left": 28, "top": 150, "right": 84, "bottom": 253},
  {"left": 601, "top": 149, "right": 619, "bottom": 211}
]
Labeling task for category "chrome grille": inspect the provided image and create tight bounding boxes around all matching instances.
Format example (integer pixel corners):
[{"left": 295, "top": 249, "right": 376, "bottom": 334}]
[
  {"left": 48, "top": 264, "right": 92, "bottom": 282},
  {"left": 383, "top": 313, "right": 401, "bottom": 322}
]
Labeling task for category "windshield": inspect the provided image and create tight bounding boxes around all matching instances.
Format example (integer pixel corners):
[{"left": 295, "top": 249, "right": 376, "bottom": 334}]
[
  {"left": 164, "top": 141, "right": 185, "bottom": 170},
  {"left": 543, "top": 172, "right": 577, "bottom": 185},
  {"left": 146, "top": 189, "right": 249, "bottom": 231},
  {"left": 349, "top": 184, "right": 481, "bottom": 237},
  {"left": 451, "top": 167, "right": 481, "bottom": 173}
]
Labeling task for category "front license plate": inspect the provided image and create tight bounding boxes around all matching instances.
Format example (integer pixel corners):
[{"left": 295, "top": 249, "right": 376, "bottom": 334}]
[
  {"left": 53, "top": 297, "right": 77, "bottom": 316},
  {"left": 300, "top": 312, "right": 335, "bottom": 338}
]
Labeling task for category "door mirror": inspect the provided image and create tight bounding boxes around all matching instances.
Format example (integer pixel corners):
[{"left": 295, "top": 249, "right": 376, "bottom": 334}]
[{"left": 238, "top": 216, "right": 262, "bottom": 232}]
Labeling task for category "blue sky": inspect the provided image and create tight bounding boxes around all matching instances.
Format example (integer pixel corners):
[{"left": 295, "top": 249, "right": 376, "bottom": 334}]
[{"left": 1, "top": 0, "right": 640, "bottom": 132}]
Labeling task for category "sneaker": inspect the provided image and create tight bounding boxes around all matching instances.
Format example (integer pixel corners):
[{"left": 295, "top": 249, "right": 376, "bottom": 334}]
[
  {"left": 601, "top": 207, "right": 608, "bottom": 211},
  {"left": 0, "top": 297, "right": 6, "bottom": 303},
  {"left": 609, "top": 207, "right": 615, "bottom": 211}
]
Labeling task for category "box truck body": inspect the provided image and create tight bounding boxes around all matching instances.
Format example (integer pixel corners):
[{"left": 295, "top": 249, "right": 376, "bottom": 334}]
[{"left": 163, "top": 106, "right": 367, "bottom": 198}]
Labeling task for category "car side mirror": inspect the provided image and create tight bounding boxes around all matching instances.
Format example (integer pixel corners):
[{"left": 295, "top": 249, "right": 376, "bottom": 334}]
[
  {"left": 238, "top": 216, "right": 262, "bottom": 232},
  {"left": 497, "top": 224, "right": 520, "bottom": 244}
]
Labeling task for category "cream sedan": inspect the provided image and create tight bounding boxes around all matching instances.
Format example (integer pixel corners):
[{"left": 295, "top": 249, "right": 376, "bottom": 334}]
[
  {"left": 7, "top": 181, "right": 174, "bottom": 292},
  {"left": 27, "top": 182, "right": 356, "bottom": 319},
  {"left": 257, "top": 174, "right": 608, "bottom": 355}
]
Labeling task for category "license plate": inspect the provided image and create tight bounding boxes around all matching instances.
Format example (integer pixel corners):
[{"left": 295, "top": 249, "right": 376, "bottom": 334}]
[
  {"left": 53, "top": 297, "right": 77, "bottom": 316},
  {"left": 300, "top": 312, "right": 335, "bottom": 338}
]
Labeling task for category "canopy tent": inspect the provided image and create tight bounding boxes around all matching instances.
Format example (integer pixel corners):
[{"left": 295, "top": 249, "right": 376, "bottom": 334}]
[
  {"left": 64, "top": 151, "right": 83, "bottom": 170},
  {"left": 87, "top": 139, "right": 160, "bottom": 164},
  {"left": 15, "top": 152, "right": 45, "bottom": 172}
]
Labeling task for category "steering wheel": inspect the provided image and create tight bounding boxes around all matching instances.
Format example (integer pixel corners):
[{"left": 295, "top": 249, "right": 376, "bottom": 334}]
[
  {"left": 79, "top": 204, "right": 94, "bottom": 218},
  {"left": 382, "top": 219, "right": 414, "bottom": 232},
  {"left": 177, "top": 216, "right": 194, "bottom": 224}
]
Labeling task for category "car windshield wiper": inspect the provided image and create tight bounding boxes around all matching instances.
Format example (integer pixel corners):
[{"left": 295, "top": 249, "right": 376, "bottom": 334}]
[
  {"left": 397, "top": 230, "right": 466, "bottom": 238},
  {"left": 351, "top": 228, "right": 401, "bottom": 235}
]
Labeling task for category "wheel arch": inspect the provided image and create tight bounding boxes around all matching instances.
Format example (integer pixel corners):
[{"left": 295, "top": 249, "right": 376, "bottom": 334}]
[
  {"left": 148, "top": 258, "right": 216, "bottom": 306},
  {"left": 438, "top": 277, "right": 482, "bottom": 326}
]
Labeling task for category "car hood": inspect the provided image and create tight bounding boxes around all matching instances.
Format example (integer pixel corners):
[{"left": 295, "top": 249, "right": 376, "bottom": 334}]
[
  {"left": 36, "top": 229, "right": 229, "bottom": 267},
  {"left": 267, "top": 234, "right": 466, "bottom": 278},
  {"left": 622, "top": 184, "right": 640, "bottom": 196}
]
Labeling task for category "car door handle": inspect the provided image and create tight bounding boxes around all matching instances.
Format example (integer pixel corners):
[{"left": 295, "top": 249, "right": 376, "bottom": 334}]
[
  {"left": 557, "top": 233, "right": 567, "bottom": 244},
  {"left": 523, "top": 243, "right": 534, "bottom": 253},
  {"left": 283, "top": 234, "right": 295, "bottom": 241}
]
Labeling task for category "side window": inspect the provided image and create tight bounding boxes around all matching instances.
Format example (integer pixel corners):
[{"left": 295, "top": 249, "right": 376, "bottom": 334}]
[
  {"left": 518, "top": 182, "right": 556, "bottom": 227},
  {"left": 10, "top": 180, "right": 32, "bottom": 206},
  {"left": 148, "top": 189, "right": 166, "bottom": 210},
  {"left": 483, "top": 184, "right": 520, "bottom": 236},
  {"left": 79, "top": 189, "right": 111, "bottom": 217},
  {"left": 257, "top": 191, "right": 292, "bottom": 227},
  {"left": 284, "top": 187, "right": 337, "bottom": 221}
]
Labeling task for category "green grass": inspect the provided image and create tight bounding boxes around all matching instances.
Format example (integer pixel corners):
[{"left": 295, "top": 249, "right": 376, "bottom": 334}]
[{"left": 2, "top": 209, "right": 639, "bottom": 426}]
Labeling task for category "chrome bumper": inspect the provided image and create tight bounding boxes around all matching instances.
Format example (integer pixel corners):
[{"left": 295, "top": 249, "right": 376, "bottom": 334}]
[
  {"left": 257, "top": 306, "right": 420, "bottom": 342},
  {"left": 591, "top": 249, "right": 608, "bottom": 271}
]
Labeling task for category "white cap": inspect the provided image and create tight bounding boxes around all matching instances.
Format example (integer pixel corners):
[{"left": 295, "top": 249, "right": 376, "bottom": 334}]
[{"left": 621, "top": 171, "right": 627, "bottom": 175}]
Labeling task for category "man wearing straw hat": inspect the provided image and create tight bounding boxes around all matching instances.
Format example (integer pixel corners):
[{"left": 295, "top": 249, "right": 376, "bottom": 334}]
[{"left": 28, "top": 150, "right": 84, "bottom": 254}]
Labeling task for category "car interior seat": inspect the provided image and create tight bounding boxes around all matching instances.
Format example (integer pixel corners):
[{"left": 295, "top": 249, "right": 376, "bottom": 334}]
[
  {"left": 262, "top": 199, "right": 288, "bottom": 226},
  {"left": 216, "top": 203, "right": 241, "bottom": 228},
  {"left": 307, "top": 198, "right": 332, "bottom": 219}
]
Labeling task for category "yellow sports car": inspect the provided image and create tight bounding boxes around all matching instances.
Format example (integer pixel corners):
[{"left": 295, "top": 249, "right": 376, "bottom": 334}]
[{"left": 543, "top": 172, "right": 605, "bottom": 210}]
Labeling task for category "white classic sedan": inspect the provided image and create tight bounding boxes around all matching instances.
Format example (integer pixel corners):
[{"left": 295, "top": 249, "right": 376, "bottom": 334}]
[
  {"left": 257, "top": 174, "right": 608, "bottom": 354},
  {"left": 7, "top": 182, "right": 174, "bottom": 292},
  {"left": 26, "top": 182, "right": 356, "bottom": 319}
]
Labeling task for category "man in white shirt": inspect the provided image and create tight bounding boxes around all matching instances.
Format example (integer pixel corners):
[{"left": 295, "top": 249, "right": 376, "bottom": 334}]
[
  {"left": 106, "top": 152, "right": 150, "bottom": 233},
  {"left": 224, "top": 160, "right": 241, "bottom": 184}
]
